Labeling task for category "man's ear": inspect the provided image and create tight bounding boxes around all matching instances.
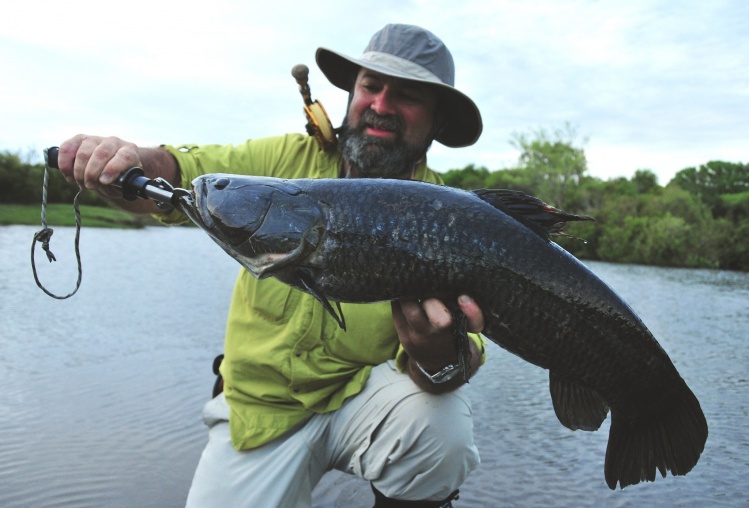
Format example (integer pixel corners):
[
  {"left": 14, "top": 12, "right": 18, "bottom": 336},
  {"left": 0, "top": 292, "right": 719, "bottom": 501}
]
[
  {"left": 431, "top": 108, "right": 448, "bottom": 141},
  {"left": 434, "top": 123, "right": 447, "bottom": 141}
]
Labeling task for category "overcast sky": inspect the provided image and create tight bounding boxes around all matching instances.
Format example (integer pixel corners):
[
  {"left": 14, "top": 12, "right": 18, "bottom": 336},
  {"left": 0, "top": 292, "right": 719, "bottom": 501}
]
[{"left": 2, "top": 0, "right": 747, "bottom": 185}]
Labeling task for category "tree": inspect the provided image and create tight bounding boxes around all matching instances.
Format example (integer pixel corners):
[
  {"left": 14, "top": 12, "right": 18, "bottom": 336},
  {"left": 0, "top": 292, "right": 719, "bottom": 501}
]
[
  {"left": 713, "top": 217, "right": 749, "bottom": 271},
  {"left": 640, "top": 185, "right": 712, "bottom": 224},
  {"left": 670, "top": 160, "right": 749, "bottom": 208},
  {"left": 715, "top": 191, "right": 749, "bottom": 222},
  {"left": 441, "top": 164, "right": 490, "bottom": 189},
  {"left": 0, "top": 151, "right": 35, "bottom": 203},
  {"left": 0, "top": 149, "right": 105, "bottom": 205},
  {"left": 510, "top": 122, "right": 588, "bottom": 209},
  {"left": 484, "top": 167, "right": 537, "bottom": 195},
  {"left": 713, "top": 192, "right": 749, "bottom": 270},
  {"left": 632, "top": 169, "right": 660, "bottom": 194}
]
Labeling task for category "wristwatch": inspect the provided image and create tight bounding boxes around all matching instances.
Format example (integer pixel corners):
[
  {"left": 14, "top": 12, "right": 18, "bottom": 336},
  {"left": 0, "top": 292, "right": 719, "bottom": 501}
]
[{"left": 415, "top": 361, "right": 463, "bottom": 384}]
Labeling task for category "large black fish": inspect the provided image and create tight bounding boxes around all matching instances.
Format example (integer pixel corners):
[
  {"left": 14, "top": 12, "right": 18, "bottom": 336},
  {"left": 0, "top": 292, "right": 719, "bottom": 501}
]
[{"left": 183, "top": 174, "right": 707, "bottom": 490}]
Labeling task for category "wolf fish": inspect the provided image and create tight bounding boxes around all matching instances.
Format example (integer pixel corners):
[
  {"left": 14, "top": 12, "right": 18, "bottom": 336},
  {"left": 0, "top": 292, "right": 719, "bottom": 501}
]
[{"left": 181, "top": 174, "right": 707, "bottom": 490}]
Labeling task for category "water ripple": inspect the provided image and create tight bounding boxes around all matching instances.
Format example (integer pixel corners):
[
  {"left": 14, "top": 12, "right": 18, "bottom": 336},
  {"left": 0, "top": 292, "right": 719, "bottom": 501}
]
[{"left": 2, "top": 227, "right": 748, "bottom": 507}]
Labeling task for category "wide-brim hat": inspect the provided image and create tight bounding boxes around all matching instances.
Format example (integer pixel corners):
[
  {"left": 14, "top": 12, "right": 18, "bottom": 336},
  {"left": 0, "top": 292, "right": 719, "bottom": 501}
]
[{"left": 316, "top": 24, "right": 483, "bottom": 148}]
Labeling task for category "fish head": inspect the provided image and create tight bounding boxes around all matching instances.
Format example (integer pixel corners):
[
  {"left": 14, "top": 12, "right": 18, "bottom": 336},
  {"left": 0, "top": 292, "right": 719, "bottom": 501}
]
[{"left": 189, "top": 174, "right": 326, "bottom": 278}]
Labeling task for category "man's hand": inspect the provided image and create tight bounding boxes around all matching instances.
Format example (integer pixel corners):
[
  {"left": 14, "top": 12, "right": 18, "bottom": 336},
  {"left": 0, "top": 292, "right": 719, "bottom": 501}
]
[
  {"left": 57, "top": 134, "right": 179, "bottom": 214},
  {"left": 392, "top": 295, "right": 484, "bottom": 393}
]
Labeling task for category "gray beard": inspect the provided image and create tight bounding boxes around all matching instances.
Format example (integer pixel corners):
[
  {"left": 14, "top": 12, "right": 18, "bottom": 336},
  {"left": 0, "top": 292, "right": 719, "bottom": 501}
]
[{"left": 339, "top": 118, "right": 428, "bottom": 179}]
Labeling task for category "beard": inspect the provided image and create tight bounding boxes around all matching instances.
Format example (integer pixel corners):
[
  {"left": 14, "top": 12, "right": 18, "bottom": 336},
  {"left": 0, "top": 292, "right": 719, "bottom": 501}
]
[{"left": 339, "top": 110, "right": 431, "bottom": 179}]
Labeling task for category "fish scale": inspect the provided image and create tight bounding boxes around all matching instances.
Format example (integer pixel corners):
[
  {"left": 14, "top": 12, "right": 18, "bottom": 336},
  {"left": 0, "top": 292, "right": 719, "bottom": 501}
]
[{"left": 187, "top": 174, "right": 707, "bottom": 490}]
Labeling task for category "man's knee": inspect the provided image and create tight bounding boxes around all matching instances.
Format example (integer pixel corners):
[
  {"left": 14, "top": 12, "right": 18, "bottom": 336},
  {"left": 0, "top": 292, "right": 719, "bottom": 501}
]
[
  {"left": 364, "top": 389, "right": 480, "bottom": 501},
  {"left": 392, "top": 389, "right": 475, "bottom": 455}
]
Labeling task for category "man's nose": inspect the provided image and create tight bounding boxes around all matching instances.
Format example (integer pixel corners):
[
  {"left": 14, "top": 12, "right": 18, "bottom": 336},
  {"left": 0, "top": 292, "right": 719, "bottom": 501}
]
[{"left": 370, "top": 89, "right": 397, "bottom": 116}]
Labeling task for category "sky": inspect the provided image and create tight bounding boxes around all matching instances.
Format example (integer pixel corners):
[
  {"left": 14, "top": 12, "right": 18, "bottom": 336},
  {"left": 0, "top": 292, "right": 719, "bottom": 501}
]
[{"left": 1, "top": 0, "right": 747, "bottom": 186}]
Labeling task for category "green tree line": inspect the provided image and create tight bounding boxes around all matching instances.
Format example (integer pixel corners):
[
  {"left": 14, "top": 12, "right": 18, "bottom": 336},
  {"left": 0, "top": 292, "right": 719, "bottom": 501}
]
[
  {"left": 442, "top": 126, "right": 748, "bottom": 271},
  {"left": 0, "top": 150, "right": 106, "bottom": 207},
  {"left": 3, "top": 136, "right": 748, "bottom": 271}
]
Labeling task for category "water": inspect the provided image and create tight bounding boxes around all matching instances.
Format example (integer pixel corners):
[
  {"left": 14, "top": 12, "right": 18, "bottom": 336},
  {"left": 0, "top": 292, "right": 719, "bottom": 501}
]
[{"left": 1, "top": 225, "right": 747, "bottom": 507}]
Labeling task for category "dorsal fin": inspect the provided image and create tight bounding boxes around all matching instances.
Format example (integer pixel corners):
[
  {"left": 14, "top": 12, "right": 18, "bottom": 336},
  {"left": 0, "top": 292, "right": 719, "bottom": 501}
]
[{"left": 472, "top": 189, "right": 595, "bottom": 240}]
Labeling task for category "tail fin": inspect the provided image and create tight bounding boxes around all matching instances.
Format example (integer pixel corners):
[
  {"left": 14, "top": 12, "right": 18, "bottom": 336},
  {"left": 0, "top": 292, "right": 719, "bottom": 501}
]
[{"left": 604, "top": 382, "right": 708, "bottom": 489}]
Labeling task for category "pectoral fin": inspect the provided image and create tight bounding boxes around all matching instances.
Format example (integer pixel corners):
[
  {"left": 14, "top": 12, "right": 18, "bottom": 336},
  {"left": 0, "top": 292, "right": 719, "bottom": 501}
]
[
  {"left": 295, "top": 270, "right": 347, "bottom": 331},
  {"left": 549, "top": 372, "right": 609, "bottom": 431}
]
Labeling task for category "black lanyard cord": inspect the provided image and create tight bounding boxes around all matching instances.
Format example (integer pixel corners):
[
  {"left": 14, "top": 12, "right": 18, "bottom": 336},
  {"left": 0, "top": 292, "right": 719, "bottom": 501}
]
[{"left": 31, "top": 158, "right": 83, "bottom": 300}]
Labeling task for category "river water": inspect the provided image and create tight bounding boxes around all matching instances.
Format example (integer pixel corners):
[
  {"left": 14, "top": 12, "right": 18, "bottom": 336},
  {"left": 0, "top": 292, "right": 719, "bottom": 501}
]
[{"left": 1, "top": 225, "right": 747, "bottom": 507}]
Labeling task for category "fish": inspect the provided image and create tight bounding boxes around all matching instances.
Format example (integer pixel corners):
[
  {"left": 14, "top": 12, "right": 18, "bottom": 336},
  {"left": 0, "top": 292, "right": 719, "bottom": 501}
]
[{"left": 182, "top": 174, "right": 708, "bottom": 490}]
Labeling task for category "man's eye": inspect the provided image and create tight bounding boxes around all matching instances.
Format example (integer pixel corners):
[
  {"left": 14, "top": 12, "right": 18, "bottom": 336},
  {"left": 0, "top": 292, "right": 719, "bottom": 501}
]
[
  {"left": 360, "top": 80, "right": 380, "bottom": 91},
  {"left": 400, "top": 91, "right": 423, "bottom": 103}
]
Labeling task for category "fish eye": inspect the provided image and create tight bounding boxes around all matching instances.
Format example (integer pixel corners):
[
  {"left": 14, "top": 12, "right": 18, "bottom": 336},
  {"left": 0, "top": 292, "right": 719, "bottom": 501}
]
[{"left": 213, "top": 177, "right": 231, "bottom": 190}]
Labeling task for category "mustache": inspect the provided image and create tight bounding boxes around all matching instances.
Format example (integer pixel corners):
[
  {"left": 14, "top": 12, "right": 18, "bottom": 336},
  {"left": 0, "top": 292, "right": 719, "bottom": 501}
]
[{"left": 357, "top": 109, "right": 404, "bottom": 135}]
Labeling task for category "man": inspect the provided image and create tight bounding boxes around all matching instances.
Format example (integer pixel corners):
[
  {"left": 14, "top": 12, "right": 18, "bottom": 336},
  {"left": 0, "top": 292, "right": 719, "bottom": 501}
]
[{"left": 59, "top": 24, "right": 486, "bottom": 508}]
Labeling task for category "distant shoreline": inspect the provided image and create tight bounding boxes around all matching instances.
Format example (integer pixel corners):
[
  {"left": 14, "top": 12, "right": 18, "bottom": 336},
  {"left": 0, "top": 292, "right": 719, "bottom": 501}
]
[
  {"left": 5, "top": 203, "right": 746, "bottom": 273},
  {"left": 1, "top": 203, "right": 162, "bottom": 229}
]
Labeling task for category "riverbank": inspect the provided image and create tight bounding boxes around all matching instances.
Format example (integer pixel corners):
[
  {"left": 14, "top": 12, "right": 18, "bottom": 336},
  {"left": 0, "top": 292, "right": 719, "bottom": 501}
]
[{"left": 1, "top": 203, "right": 161, "bottom": 228}]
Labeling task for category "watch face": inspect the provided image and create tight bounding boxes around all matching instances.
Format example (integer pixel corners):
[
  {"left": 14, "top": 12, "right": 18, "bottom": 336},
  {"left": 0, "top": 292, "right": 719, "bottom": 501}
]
[
  {"left": 416, "top": 361, "right": 463, "bottom": 384},
  {"left": 431, "top": 364, "right": 462, "bottom": 383}
]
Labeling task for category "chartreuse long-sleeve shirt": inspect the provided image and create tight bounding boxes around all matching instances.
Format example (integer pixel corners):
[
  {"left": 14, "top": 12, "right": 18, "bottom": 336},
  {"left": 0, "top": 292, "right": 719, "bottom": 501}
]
[{"left": 160, "top": 134, "right": 485, "bottom": 450}]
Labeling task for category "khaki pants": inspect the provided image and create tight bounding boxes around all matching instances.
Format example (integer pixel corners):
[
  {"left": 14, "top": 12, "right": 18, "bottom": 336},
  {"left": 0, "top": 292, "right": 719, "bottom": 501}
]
[{"left": 186, "top": 361, "right": 479, "bottom": 508}]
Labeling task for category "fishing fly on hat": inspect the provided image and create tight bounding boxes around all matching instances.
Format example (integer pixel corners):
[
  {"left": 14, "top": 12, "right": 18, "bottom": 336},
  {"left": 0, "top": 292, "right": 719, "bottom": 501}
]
[{"left": 316, "top": 24, "right": 483, "bottom": 148}]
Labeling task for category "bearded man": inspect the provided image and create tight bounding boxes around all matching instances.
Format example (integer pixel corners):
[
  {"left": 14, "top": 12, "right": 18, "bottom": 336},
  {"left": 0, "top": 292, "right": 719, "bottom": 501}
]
[{"left": 58, "top": 24, "right": 486, "bottom": 508}]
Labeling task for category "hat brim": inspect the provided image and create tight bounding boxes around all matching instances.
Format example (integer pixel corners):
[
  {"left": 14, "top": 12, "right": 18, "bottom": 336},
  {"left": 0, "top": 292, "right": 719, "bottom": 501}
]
[{"left": 316, "top": 47, "right": 482, "bottom": 148}]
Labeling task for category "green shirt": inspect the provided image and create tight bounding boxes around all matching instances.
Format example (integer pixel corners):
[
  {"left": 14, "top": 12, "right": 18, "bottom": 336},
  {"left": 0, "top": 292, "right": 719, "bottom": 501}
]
[{"left": 162, "top": 134, "right": 485, "bottom": 450}]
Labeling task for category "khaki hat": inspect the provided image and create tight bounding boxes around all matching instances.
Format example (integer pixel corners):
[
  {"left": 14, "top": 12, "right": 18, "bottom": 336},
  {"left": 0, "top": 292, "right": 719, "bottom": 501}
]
[{"left": 316, "top": 24, "right": 483, "bottom": 148}]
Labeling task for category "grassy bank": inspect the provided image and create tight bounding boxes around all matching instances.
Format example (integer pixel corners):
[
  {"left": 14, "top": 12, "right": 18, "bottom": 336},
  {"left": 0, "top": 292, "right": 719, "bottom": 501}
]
[{"left": 1, "top": 204, "right": 161, "bottom": 229}]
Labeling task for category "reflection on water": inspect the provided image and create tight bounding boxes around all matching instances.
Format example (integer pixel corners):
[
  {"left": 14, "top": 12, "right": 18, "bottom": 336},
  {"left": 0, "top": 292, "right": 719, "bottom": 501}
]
[{"left": 1, "top": 226, "right": 748, "bottom": 507}]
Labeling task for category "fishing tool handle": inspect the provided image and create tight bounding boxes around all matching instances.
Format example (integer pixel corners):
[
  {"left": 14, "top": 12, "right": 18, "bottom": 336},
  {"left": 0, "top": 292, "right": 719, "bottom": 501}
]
[
  {"left": 291, "top": 64, "right": 337, "bottom": 152},
  {"left": 44, "top": 146, "right": 186, "bottom": 211}
]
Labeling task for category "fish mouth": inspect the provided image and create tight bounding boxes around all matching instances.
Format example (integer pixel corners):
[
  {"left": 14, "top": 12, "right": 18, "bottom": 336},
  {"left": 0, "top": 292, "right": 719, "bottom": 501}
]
[
  {"left": 178, "top": 178, "right": 213, "bottom": 232},
  {"left": 192, "top": 178, "right": 215, "bottom": 230},
  {"left": 188, "top": 178, "right": 285, "bottom": 278}
]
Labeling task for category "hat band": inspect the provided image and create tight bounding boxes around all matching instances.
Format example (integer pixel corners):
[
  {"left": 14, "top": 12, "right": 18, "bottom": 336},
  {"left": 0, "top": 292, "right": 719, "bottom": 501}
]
[{"left": 358, "top": 51, "right": 445, "bottom": 85}]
